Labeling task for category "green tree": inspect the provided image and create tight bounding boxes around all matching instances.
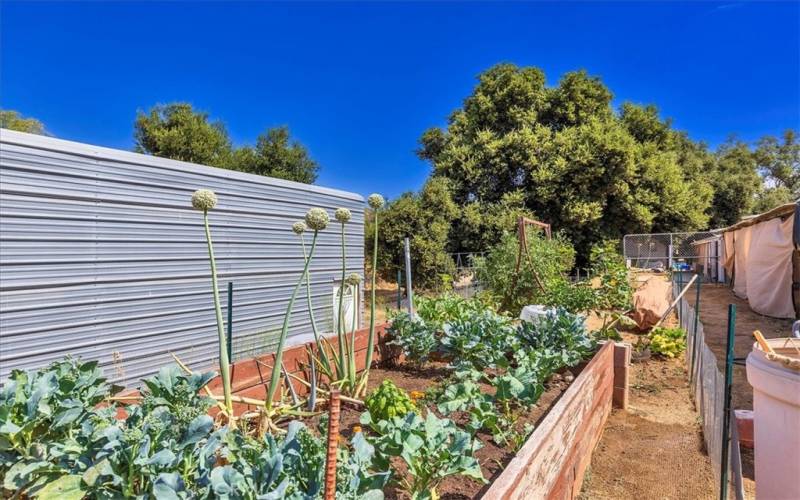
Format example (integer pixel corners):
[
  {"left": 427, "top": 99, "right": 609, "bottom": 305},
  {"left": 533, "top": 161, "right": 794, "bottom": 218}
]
[
  {"left": 134, "top": 103, "right": 319, "bottom": 183},
  {"left": 0, "top": 110, "right": 45, "bottom": 134},
  {"left": 229, "top": 126, "right": 318, "bottom": 183},
  {"left": 134, "top": 103, "right": 232, "bottom": 167},
  {"left": 707, "top": 138, "right": 762, "bottom": 227},
  {"left": 372, "top": 177, "right": 459, "bottom": 290},
  {"left": 418, "top": 64, "right": 712, "bottom": 263},
  {"left": 754, "top": 129, "right": 799, "bottom": 202}
]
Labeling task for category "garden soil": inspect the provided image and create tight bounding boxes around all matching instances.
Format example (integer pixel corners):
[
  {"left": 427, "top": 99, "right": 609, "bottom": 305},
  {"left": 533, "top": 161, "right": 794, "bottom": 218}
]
[
  {"left": 579, "top": 332, "right": 716, "bottom": 500},
  {"left": 308, "top": 360, "right": 581, "bottom": 499}
]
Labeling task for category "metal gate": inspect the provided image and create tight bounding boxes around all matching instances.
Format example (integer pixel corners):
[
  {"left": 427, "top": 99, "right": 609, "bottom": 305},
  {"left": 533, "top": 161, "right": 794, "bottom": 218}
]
[{"left": 623, "top": 231, "right": 725, "bottom": 282}]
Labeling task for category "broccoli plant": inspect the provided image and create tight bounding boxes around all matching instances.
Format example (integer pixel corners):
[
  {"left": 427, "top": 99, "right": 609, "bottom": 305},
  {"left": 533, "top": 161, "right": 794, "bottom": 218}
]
[
  {"left": 386, "top": 312, "right": 437, "bottom": 366},
  {"left": 439, "top": 310, "right": 516, "bottom": 369},
  {"left": 361, "top": 411, "right": 485, "bottom": 500},
  {"left": 517, "top": 309, "right": 596, "bottom": 367}
]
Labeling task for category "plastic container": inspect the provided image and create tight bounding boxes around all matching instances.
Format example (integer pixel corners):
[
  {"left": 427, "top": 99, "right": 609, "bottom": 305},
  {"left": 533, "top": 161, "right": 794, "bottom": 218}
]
[{"left": 745, "top": 338, "right": 800, "bottom": 500}]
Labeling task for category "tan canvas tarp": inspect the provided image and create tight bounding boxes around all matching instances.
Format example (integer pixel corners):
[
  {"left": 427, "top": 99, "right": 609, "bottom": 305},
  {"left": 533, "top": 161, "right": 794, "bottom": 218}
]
[
  {"left": 744, "top": 216, "right": 795, "bottom": 318},
  {"left": 732, "top": 225, "right": 753, "bottom": 298},
  {"left": 723, "top": 208, "right": 796, "bottom": 319},
  {"left": 723, "top": 231, "right": 735, "bottom": 274},
  {"left": 630, "top": 275, "right": 671, "bottom": 330}
]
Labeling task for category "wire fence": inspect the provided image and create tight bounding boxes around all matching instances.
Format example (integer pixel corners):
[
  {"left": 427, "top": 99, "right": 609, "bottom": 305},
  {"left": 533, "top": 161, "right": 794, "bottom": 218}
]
[
  {"left": 675, "top": 274, "right": 741, "bottom": 500},
  {"left": 625, "top": 231, "right": 725, "bottom": 282}
]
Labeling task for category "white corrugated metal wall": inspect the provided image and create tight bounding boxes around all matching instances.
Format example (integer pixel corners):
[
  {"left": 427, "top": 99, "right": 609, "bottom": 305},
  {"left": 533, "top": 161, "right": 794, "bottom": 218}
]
[{"left": 0, "top": 129, "right": 365, "bottom": 387}]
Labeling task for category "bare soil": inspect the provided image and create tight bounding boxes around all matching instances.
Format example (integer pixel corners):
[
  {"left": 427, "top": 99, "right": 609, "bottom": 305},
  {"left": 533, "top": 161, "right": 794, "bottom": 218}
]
[
  {"left": 689, "top": 283, "right": 793, "bottom": 411},
  {"left": 309, "top": 359, "right": 581, "bottom": 499},
  {"left": 579, "top": 334, "right": 716, "bottom": 500}
]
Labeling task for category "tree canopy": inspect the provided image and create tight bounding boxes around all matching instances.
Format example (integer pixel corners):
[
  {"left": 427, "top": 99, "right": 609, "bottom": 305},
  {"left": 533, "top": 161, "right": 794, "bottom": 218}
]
[
  {"left": 374, "top": 63, "right": 798, "bottom": 285},
  {"left": 0, "top": 110, "right": 45, "bottom": 134},
  {"left": 133, "top": 102, "right": 319, "bottom": 183},
  {"left": 417, "top": 64, "right": 714, "bottom": 261}
]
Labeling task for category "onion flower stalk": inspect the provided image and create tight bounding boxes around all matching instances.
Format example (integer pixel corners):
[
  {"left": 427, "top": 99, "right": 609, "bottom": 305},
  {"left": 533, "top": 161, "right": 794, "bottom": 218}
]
[
  {"left": 334, "top": 207, "right": 351, "bottom": 374},
  {"left": 265, "top": 208, "right": 326, "bottom": 411},
  {"left": 191, "top": 189, "right": 235, "bottom": 428},
  {"left": 356, "top": 193, "right": 385, "bottom": 397}
]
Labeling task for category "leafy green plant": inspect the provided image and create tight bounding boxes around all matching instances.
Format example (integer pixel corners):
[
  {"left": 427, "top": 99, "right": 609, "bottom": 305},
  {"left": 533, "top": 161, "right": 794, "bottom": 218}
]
[
  {"left": 473, "top": 231, "right": 576, "bottom": 315},
  {"left": 365, "top": 380, "right": 418, "bottom": 423},
  {"left": 517, "top": 309, "right": 596, "bottom": 367},
  {"left": 1, "top": 359, "right": 391, "bottom": 499},
  {"left": 386, "top": 312, "right": 438, "bottom": 366},
  {"left": 542, "top": 278, "right": 598, "bottom": 313},
  {"left": 439, "top": 309, "right": 516, "bottom": 369},
  {"left": 414, "top": 294, "right": 489, "bottom": 331},
  {"left": 648, "top": 327, "right": 687, "bottom": 358},
  {"left": 590, "top": 241, "right": 633, "bottom": 311},
  {"left": 361, "top": 411, "right": 485, "bottom": 500}
]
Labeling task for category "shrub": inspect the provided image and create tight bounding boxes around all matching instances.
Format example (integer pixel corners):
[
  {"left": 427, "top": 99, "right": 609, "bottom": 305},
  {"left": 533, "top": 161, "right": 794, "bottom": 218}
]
[
  {"left": 590, "top": 240, "right": 633, "bottom": 310},
  {"left": 473, "top": 231, "right": 576, "bottom": 315},
  {"left": 648, "top": 327, "right": 686, "bottom": 358},
  {"left": 414, "top": 294, "right": 488, "bottom": 330}
]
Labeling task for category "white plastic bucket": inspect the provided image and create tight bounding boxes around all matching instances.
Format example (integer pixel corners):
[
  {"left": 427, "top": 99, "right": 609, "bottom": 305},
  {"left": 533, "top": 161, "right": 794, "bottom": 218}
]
[{"left": 745, "top": 338, "right": 800, "bottom": 500}]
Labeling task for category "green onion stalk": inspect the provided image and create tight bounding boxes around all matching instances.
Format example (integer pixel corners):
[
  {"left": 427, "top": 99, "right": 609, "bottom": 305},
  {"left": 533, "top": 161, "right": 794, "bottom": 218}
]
[
  {"left": 265, "top": 208, "right": 327, "bottom": 410},
  {"left": 293, "top": 221, "right": 333, "bottom": 376},
  {"left": 344, "top": 273, "right": 362, "bottom": 391},
  {"left": 192, "top": 189, "right": 235, "bottom": 428},
  {"left": 356, "top": 193, "right": 385, "bottom": 397},
  {"left": 334, "top": 208, "right": 352, "bottom": 378}
]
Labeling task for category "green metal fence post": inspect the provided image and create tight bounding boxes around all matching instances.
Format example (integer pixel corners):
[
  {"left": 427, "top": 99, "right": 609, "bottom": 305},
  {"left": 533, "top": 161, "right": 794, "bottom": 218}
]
[
  {"left": 720, "top": 303, "right": 736, "bottom": 500},
  {"left": 690, "top": 273, "right": 702, "bottom": 383},
  {"left": 226, "top": 281, "right": 233, "bottom": 363},
  {"left": 396, "top": 268, "right": 402, "bottom": 311}
]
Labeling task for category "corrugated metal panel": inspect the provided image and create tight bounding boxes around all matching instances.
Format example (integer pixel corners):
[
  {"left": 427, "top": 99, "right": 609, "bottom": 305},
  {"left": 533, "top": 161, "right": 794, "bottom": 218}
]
[{"left": 0, "top": 129, "right": 365, "bottom": 387}]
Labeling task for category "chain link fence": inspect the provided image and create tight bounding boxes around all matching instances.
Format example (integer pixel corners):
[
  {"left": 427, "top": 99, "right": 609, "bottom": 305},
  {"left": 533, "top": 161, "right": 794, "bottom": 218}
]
[
  {"left": 623, "top": 231, "right": 725, "bottom": 282},
  {"left": 449, "top": 252, "right": 485, "bottom": 298}
]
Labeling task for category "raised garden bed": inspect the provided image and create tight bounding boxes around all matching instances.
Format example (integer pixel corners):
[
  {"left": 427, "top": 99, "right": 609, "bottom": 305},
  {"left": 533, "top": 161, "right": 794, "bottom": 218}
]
[{"left": 207, "top": 322, "right": 627, "bottom": 499}]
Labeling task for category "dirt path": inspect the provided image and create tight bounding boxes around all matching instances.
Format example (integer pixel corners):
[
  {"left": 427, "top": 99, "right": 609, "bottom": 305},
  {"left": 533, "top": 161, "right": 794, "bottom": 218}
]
[
  {"left": 689, "top": 283, "right": 793, "bottom": 411},
  {"left": 580, "top": 335, "right": 716, "bottom": 500}
]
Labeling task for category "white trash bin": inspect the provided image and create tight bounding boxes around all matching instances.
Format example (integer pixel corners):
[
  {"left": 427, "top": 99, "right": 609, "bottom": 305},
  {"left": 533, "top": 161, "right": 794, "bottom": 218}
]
[{"left": 745, "top": 338, "right": 800, "bottom": 500}]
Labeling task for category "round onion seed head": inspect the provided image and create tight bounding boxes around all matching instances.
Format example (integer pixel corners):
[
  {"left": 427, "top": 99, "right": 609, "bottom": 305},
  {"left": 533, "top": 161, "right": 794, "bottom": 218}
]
[
  {"left": 191, "top": 189, "right": 217, "bottom": 211},
  {"left": 292, "top": 221, "right": 307, "bottom": 235},
  {"left": 335, "top": 207, "right": 352, "bottom": 223},
  {"left": 345, "top": 273, "right": 362, "bottom": 286},
  {"left": 305, "top": 207, "right": 330, "bottom": 231},
  {"left": 367, "top": 193, "right": 385, "bottom": 209}
]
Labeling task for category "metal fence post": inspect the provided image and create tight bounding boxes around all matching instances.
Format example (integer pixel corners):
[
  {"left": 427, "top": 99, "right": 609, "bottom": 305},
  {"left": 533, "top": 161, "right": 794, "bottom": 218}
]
[
  {"left": 226, "top": 281, "right": 233, "bottom": 363},
  {"left": 690, "top": 274, "right": 702, "bottom": 383},
  {"left": 677, "top": 271, "right": 683, "bottom": 326},
  {"left": 396, "top": 268, "right": 402, "bottom": 311},
  {"left": 720, "top": 303, "right": 736, "bottom": 500},
  {"left": 404, "top": 237, "right": 414, "bottom": 315}
]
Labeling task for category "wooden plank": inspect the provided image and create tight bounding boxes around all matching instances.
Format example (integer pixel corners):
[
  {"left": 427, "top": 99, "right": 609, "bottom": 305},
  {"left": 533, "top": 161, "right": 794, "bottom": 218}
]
[{"left": 484, "top": 342, "right": 615, "bottom": 499}]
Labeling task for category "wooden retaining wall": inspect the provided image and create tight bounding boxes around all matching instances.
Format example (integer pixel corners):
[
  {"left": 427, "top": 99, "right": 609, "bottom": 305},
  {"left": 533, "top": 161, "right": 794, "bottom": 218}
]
[
  {"left": 206, "top": 324, "right": 391, "bottom": 414},
  {"left": 484, "top": 342, "right": 629, "bottom": 499}
]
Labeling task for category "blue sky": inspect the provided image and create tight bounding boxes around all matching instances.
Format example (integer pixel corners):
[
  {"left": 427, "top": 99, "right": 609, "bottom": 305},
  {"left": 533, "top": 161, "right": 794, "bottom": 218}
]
[{"left": 2, "top": 1, "right": 798, "bottom": 199}]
